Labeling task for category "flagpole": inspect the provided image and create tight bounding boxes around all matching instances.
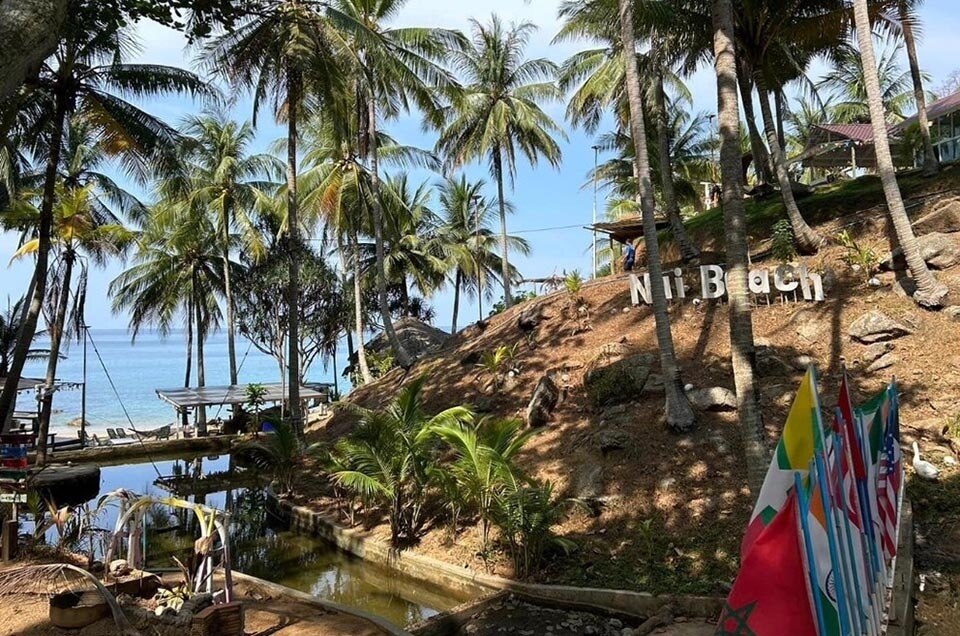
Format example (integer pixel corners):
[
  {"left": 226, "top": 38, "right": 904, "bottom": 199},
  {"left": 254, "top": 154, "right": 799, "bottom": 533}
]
[
  {"left": 795, "top": 473, "right": 829, "bottom": 636},
  {"left": 814, "top": 453, "right": 856, "bottom": 636}
]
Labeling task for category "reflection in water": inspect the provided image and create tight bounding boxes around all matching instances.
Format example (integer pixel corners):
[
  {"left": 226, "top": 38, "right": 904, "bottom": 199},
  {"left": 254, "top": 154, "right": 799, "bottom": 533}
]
[{"left": 83, "top": 455, "right": 468, "bottom": 627}]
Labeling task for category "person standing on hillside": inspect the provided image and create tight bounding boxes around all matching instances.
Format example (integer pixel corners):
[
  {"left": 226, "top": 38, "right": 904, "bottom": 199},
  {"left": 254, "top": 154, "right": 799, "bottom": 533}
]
[{"left": 622, "top": 240, "right": 637, "bottom": 272}]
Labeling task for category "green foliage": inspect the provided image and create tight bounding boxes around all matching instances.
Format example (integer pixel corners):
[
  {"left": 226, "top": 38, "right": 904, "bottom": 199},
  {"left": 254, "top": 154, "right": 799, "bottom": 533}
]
[
  {"left": 246, "top": 383, "right": 268, "bottom": 434},
  {"left": 771, "top": 219, "right": 797, "bottom": 263},
  {"left": 564, "top": 270, "right": 584, "bottom": 296},
  {"left": 495, "top": 480, "right": 577, "bottom": 579},
  {"left": 945, "top": 413, "right": 960, "bottom": 441},
  {"left": 476, "top": 343, "right": 521, "bottom": 391},
  {"left": 836, "top": 230, "right": 880, "bottom": 279},
  {"left": 367, "top": 350, "right": 397, "bottom": 378},
  {"left": 239, "top": 420, "right": 322, "bottom": 494},
  {"left": 489, "top": 292, "right": 537, "bottom": 317},
  {"left": 329, "top": 376, "right": 472, "bottom": 545}
]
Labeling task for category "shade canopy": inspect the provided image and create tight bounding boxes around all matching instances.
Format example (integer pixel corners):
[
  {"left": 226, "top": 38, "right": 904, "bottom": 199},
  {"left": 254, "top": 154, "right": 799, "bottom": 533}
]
[
  {"left": 156, "top": 383, "right": 331, "bottom": 410},
  {"left": 0, "top": 377, "right": 46, "bottom": 393},
  {"left": 587, "top": 216, "right": 671, "bottom": 245}
]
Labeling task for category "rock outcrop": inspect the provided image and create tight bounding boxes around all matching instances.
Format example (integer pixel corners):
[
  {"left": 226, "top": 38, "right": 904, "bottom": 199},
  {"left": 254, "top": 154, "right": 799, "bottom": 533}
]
[
  {"left": 685, "top": 386, "right": 738, "bottom": 412},
  {"left": 583, "top": 352, "right": 653, "bottom": 407},
  {"left": 848, "top": 310, "right": 912, "bottom": 344},
  {"left": 525, "top": 373, "right": 560, "bottom": 427},
  {"left": 880, "top": 232, "right": 960, "bottom": 271}
]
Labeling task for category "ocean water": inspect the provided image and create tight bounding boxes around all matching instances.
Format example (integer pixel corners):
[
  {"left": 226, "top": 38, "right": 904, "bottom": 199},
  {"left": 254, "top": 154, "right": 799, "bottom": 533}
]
[{"left": 17, "top": 329, "right": 351, "bottom": 433}]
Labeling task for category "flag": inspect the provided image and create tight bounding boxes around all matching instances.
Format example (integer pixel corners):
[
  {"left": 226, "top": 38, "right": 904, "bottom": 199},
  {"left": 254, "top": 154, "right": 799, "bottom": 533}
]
[
  {"left": 719, "top": 489, "right": 818, "bottom": 636},
  {"left": 838, "top": 372, "right": 866, "bottom": 479},
  {"left": 877, "top": 385, "right": 904, "bottom": 564},
  {"left": 742, "top": 367, "right": 821, "bottom": 557},
  {"left": 803, "top": 473, "right": 844, "bottom": 636}
]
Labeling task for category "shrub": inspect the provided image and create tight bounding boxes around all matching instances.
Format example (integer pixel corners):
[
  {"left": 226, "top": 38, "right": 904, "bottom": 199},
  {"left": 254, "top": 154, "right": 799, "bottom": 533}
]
[
  {"left": 836, "top": 230, "right": 880, "bottom": 280},
  {"left": 239, "top": 420, "right": 323, "bottom": 494},
  {"left": 564, "top": 270, "right": 584, "bottom": 296},
  {"left": 771, "top": 219, "right": 797, "bottom": 263},
  {"left": 495, "top": 480, "right": 578, "bottom": 579}
]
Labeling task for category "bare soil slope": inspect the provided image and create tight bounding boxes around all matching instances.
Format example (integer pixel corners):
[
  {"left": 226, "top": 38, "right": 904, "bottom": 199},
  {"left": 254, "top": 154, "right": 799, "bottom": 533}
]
[{"left": 305, "top": 175, "right": 960, "bottom": 598}]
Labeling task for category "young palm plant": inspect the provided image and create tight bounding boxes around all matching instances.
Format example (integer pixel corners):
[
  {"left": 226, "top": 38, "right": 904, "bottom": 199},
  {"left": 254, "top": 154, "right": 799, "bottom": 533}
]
[
  {"left": 240, "top": 419, "right": 322, "bottom": 494},
  {"left": 330, "top": 375, "right": 472, "bottom": 545},
  {"left": 437, "top": 15, "right": 564, "bottom": 311}
]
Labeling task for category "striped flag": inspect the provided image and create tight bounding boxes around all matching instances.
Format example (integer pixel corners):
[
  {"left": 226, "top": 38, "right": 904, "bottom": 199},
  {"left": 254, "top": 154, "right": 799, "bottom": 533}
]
[
  {"left": 741, "top": 368, "right": 821, "bottom": 558},
  {"left": 877, "top": 385, "right": 903, "bottom": 564},
  {"left": 803, "top": 471, "right": 845, "bottom": 636}
]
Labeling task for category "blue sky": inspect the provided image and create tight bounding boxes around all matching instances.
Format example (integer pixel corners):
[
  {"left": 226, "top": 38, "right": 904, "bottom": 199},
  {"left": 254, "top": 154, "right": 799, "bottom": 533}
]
[{"left": 3, "top": 0, "right": 960, "bottom": 332}]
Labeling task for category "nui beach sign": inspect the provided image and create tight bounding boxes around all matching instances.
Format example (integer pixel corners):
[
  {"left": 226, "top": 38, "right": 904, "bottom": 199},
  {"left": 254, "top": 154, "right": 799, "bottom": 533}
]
[{"left": 628, "top": 264, "right": 826, "bottom": 306}]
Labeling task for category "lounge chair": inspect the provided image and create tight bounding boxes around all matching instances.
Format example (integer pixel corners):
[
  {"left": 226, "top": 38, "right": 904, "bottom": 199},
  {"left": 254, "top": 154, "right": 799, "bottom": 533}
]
[
  {"left": 106, "top": 428, "right": 118, "bottom": 440},
  {"left": 116, "top": 428, "right": 129, "bottom": 439},
  {"left": 92, "top": 434, "right": 112, "bottom": 447},
  {"left": 128, "top": 424, "right": 172, "bottom": 441}
]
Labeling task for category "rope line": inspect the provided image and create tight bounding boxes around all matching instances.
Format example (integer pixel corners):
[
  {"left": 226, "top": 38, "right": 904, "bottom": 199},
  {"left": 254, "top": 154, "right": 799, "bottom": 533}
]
[{"left": 85, "top": 330, "right": 163, "bottom": 480}]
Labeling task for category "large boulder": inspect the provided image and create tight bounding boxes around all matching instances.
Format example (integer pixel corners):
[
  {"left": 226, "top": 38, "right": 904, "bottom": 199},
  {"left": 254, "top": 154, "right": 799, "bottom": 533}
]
[
  {"left": 363, "top": 317, "right": 450, "bottom": 361},
  {"left": 583, "top": 353, "right": 654, "bottom": 407},
  {"left": 525, "top": 373, "right": 561, "bottom": 427},
  {"left": 880, "top": 232, "right": 960, "bottom": 271},
  {"left": 861, "top": 342, "right": 895, "bottom": 365},
  {"left": 848, "top": 310, "right": 912, "bottom": 344},
  {"left": 914, "top": 199, "right": 960, "bottom": 235},
  {"left": 686, "top": 386, "right": 738, "bottom": 412}
]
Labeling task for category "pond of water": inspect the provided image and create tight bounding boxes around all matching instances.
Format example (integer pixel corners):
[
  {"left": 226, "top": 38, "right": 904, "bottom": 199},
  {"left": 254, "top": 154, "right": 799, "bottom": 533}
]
[{"left": 33, "top": 454, "right": 470, "bottom": 628}]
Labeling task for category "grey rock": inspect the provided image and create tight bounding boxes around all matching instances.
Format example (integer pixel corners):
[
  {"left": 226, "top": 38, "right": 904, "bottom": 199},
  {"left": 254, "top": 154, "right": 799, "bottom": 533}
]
[
  {"left": 848, "top": 310, "right": 912, "bottom": 344},
  {"left": 686, "top": 386, "right": 738, "bottom": 411},
  {"left": 525, "top": 373, "right": 561, "bottom": 427},
  {"left": 913, "top": 199, "right": 960, "bottom": 235},
  {"left": 892, "top": 276, "right": 917, "bottom": 298},
  {"left": 572, "top": 464, "right": 605, "bottom": 501},
  {"left": 641, "top": 372, "right": 664, "bottom": 395},
  {"left": 945, "top": 306, "right": 960, "bottom": 322},
  {"left": 866, "top": 352, "right": 897, "bottom": 374},
  {"left": 583, "top": 353, "right": 654, "bottom": 407},
  {"left": 598, "top": 428, "right": 630, "bottom": 453},
  {"left": 109, "top": 559, "right": 131, "bottom": 577},
  {"left": 880, "top": 232, "right": 960, "bottom": 271},
  {"left": 757, "top": 351, "right": 794, "bottom": 376},
  {"left": 862, "top": 342, "right": 895, "bottom": 365},
  {"left": 791, "top": 355, "right": 816, "bottom": 371},
  {"left": 821, "top": 266, "right": 839, "bottom": 294}
]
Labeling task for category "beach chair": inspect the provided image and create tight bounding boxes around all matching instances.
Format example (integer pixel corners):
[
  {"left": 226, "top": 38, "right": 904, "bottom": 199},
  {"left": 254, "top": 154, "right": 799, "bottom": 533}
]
[
  {"left": 106, "top": 428, "right": 118, "bottom": 440},
  {"left": 92, "top": 434, "right": 112, "bottom": 447},
  {"left": 116, "top": 428, "right": 129, "bottom": 439}
]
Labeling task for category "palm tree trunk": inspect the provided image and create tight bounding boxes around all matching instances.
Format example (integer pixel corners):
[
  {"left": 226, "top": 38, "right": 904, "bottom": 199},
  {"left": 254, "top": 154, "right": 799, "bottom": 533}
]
[
  {"left": 853, "top": 0, "right": 947, "bottom": 308},
  {"left": 713, "top": 0, "right": 767, "bottom": 494},
  {"left": 337, "top": 232, "right": 363, "bottom": 381},
  {"left": 367, "top": 98, "right": 413, "bottom": 368},
  {"left": 37, "top": 252, "right": 74, "bottom": 465},
  {"left": 493, "top": 146, "right": 512, "bottom": 309},
  {"left": 451, "top": 268, "right": 461, "bottom": 334},
  {"left": 774, "top": 89, "right": 787, "bottom": 151},
  {"left": 900, "top": 3, "right": 938, "bottom": 176},
  {"left": 221, "top": 202, "right": 238, "bottom": 386},
  {"left": 285, "top": 66, "right": 303, "bottom": 436},
  {"left": 0, "top": 89, "right": 65, "bottom": 432},
  {"left": 618, "top": 0, "right": 695, "bottom": 433},
  {"left": 183, "top": 301, "right": 192, "bottom": 429},
  {"left": 194, "top": 273, "right": 207, "bottom": 435},
  {"left": 653, "top": 68, "right": 700, "bottom": 264},
  {"left": 756, "top": 84, "right": 824, "bottom": 254},
  {"left": 736, "top": 62, "right": 773, "bottom": 184},
  {"left": 351, "top": 231, "right": 373, "bottom": 384}
]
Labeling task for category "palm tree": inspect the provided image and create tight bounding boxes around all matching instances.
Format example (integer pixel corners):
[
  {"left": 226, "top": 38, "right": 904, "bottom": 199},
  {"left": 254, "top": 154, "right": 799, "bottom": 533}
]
[
  {"left": 712, "top": 0, "right": 767, "bottom": 493},
  {"left": 0, "top": 296, "right": 50, "bottom": 377},
  {"left": 437, "top": 15, "right": 564, "bottom": 311},
  {"left": 0, "top": 17, "right": 207, "bottom": 431},
  {"left": 820, "top": 42, "right": 918, "bottom": 123},
  {"left": 436, "top": 176, "right": 528, "bottom": 332},
  {"left": 11, "top": 184, "right": 132, "bottom": 463},
  {"left": 207, "top": 0, "right": 343, "bottom": 436},
  {"left": 327, "top": 0, "right": 461, "bottom": 368},
  {"left": 852, "top": 0, "right": 947, "bottom": 308},
  {"left": 892, "top": 0, "right": 938, "bottom": 175},
  {"left": 178, "top": 112, "right": 281, "bottom": 387},
  {"left": 617, "top": 0, "right": 694, "bottom": 432},
  {"left": 110, "top": 203, "right": 226, "bottom": 432},
  {"left": 555, "top": 1, "right": 700, "bottom": 263}
]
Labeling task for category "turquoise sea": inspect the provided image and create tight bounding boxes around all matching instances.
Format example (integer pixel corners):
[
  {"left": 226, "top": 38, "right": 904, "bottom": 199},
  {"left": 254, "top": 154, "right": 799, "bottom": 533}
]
[{"left": 18, "top": 329, "right": 351, "bottom": 433}]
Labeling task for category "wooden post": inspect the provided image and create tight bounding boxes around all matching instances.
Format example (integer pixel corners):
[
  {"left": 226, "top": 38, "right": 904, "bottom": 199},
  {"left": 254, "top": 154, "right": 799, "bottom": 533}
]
[{"left": 2, "top": 518, "right": 18, "bottom": 561}]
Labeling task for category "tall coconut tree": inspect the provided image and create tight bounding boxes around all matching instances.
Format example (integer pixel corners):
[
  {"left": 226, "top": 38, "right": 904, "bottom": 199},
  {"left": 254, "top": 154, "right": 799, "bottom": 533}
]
[
  {"left": 178, "top": 112, "right": 281, "bottom": 387},
  {"left": 0, "top": 295, "right": 49, "bottom": 378},
  {"left": 11, "top": 184, "right": 132, "bottom": 463},
  {"left": 327, "top": 0, "right": 462, "bottom": 368},
  {"left": 852, "top": 0, "right": 947, "bottom": 308},
  {"left": 555, "top": 0, "right": 700, "bottom": 263},
  {"left": 436, "top": 176, "right": 528, "bottom": 332},
  {"left": 207, "top": 0, "right": 344, "bottom": 436},
  {"left": 437, "top": 15, "right": 564, "bottom": 311},
  {"left": 110, "top": 202, "right": 226, "bottom": 432},
  {"left": 891, "top": 0, "right": 938, "bottom": 175},
  {"left": 820, "top": 42, "right": 918, "bottom": 123},
  {"left": 0, "top": 13, "right": 208, "bottom": 431},
  {"left": 617, "top": 0, "right": 695, "bottom": 432},
  {"left": 712, "top": 0, "right": 766, "bottom": 492}
]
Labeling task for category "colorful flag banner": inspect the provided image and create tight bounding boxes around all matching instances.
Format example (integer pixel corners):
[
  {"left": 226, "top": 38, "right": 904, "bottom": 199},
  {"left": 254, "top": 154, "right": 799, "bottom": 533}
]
[{"left": 742, "top": 367, "right": 821, "bottom": 557}]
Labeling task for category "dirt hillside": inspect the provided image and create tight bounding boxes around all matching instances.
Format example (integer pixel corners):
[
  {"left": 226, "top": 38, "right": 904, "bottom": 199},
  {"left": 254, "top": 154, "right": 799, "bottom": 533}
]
[{"left": 306, "top": 173, "right": 960, "bottom": 601}]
